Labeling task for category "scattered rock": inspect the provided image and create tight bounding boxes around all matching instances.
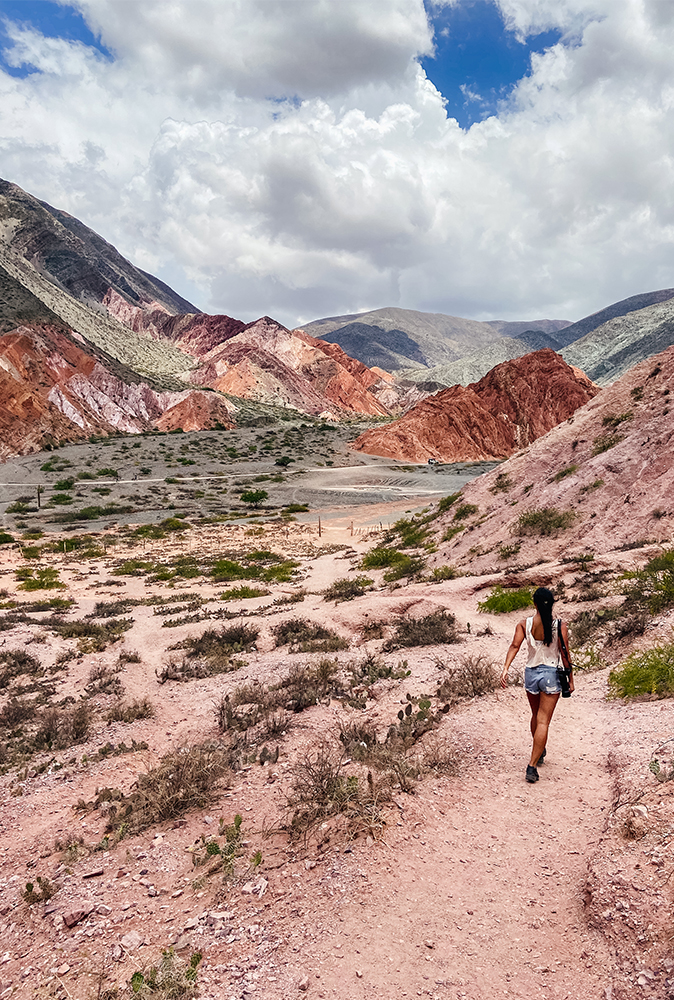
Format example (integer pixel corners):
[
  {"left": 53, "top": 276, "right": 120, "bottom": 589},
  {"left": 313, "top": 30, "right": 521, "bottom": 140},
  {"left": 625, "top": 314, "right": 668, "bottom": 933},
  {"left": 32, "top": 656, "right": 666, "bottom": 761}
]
[
  {"left": 110, "top": 944, "right": 122, "bottom": 961},
  {"left": 82, "top": 867, "right": 104, "bottom": 879},
  {"left": 633, "top": 805, "right": 648, "bottom": 819},
  {"left": 62, "top": 903, "right": 93, "bottom": 928},
  {"left": 424, "top": 940, "right": 435, "bottom": 949},
  {"left": 120, "top": 930, "right": 144, "bottom": 951},
  {"left": 304, "top": 860, "right": 317, "bottom": 870},
  {"left": 96, "top": 904, "right": 112, "bottom": 916},
  {"left": 298, "top": 974, "right": 309, "bottom": 991},
  {"left": 173, "top": 934, "right": 192, "bottom": 950},
  {"left": 56, "top": 964, "right": 70, "bottom": 975}
]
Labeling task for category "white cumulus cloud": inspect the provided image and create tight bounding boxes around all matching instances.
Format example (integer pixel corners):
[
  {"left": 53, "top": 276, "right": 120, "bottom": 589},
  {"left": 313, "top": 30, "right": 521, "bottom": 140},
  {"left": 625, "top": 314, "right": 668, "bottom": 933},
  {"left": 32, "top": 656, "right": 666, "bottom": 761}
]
[{"left": 0, "top": 0, "right": 673, "bottom": 328}]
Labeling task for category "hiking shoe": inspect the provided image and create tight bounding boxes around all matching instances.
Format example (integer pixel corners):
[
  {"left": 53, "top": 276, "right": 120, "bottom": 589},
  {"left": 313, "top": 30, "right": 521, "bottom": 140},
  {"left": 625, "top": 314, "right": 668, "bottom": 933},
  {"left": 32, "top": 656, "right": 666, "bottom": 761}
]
[
  {"left": 536, "top": 748, "right": 547, "bottom": 766},
  {"left": 526, "top": 765, "right": 539, "bottom": 783}
]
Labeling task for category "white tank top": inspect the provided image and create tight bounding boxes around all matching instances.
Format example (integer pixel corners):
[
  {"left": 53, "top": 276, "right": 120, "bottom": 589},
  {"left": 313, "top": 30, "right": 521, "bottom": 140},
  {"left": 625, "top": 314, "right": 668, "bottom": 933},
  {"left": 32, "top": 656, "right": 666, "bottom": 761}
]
[{"left": 525, "top": 617, "right": 560, "bottom": 668}]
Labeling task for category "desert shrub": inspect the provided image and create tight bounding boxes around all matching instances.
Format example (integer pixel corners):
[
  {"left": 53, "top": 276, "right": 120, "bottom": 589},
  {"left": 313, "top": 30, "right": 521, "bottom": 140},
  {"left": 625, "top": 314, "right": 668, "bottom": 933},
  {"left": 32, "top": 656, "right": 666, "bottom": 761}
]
[
  {"left": 428, "top": 565, "right": 459, "bottom": 582},
  {"left": 240, "top": 489, "right": 268, "bottom": 506},
  {"left": 389, "top": 517, "right": 430, "bottom": 548},
  {"left": 592, "top": 433, "right": 624, "bottom": 455},
  {"left": 52, "top": 617, "right": 133, "bottom": 651},
  {"left": 118, "top": 649, "right": 142, "bottom": 664},
  {"left": 436, "top": 654, "right": 499, "bottom": 702},
  {"left": 361, "top": 547, "right": 405, "bottom": 569},
  {"left": 220, "top": 585, "right": 270, "bottom": 600},
  {"left": 273, "top": 589, "right": 306, "bottom": 605},
  {"left": 498, "top": 543, "right": 521, "bottom": 561},
  {"left": 570, "top": 606, "right": 620, "bottom": 645},
  {"left": 489, "top": 473, "right": 511, "bottom": 494},
  {"left": 107, "top": 698, "right": 155, "bottom": 723},
  {"left": 453, "top": 503, "right": 478, "bottom": 521},
  {"left": 602, "top": 411, "right": 633, "bottom": 429},
  {"left": 89, "top": 598, "right": 143, "bottom": 618},
  {"left": 348, "top": 653, "right": 410, "bottom": 686},
  {"left": 478, "top": 586, "right": 533, "bottom": 614},
  {"left": 621, "top": 548, "right": 674, "bottom": 614},
  {"left": 580, "top": 478, "right": 604, "bottom": 495},
  {"left": 128, "top": 948, "right": 202, "bottom": 998},
  {"left": 514, "top": 507, "right": 576, "bottom": 537},
  {"left": 383, "top": 610, "right": 458, "bottom": 650},
  {"left": 271, "top": 618, "right": 348, "bottom": 653},
  {"left": 284, "top": 740, "right": 390, "bottom": 841},
  {"left": 283, "top": 503, "right": 309, "bottom": 513},
  {"left": 323, "top": 576, "right": 373, "bottom": 602},
  {"left": 132, "top": 517, "right": 190, "bottom": 539},
  {"left": 0, "top": 696, "right": 37, "bottom": 727},
  {"left": 608, "top": 642, "right": 674, "bottom": 699},
  {"left": 15, "top": 567, "right": 65, "bottom": 591},
  {"left": 180, "top": 624, "right": 259, "bottom": 657},
  {"left": 441, "top": 525, "right": 463, "bottom": 542},
  {"left": 211, "top": 552, "right": 297, "bottom": 584},
  {"left": 551, "top": 464, "right": 578, "bottom": 482},
  {"left": 0, "top": 649, "right": 42, "bottom": 688},
  {"left": 383, "top": 554, "right": 425, "bottom": 582},
  {"left": 87, "top": 662, "right": 124, "bottom": 697},
  {"left": 0, "top": 532, "right": 14, "bottom": 545},
  {"left": 437, "top": 491, "right": 461, "bottom": 512},
  {"left": 22, "top": 876, "right": 55, "bottom": 905},
  {"left": 105, "top": 743, "right": 232, "bottom": 834},
  {"left": 35, "top": 701, "right": 93, "bottom": 749}
]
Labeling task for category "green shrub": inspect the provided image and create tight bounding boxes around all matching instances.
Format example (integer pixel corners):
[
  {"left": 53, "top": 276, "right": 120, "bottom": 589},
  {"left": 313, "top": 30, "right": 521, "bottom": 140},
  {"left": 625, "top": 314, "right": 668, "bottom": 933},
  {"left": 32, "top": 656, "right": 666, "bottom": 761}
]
[
  {"left": 498, "top": 543, "right": 521, "bottom": 561},
  {"left": 361, "top": 547, "right": 405, "bottom": 569},
  {"left": 220, "top": 585, "right": 270, "bottom": 600},
  {"left": 514, "top": 507, "right": 576, "bottom": 537},
  {"left": 441, "top": 525, "right": 463, "bottom": 542},
  {"left": 383, "top": 610, "right": 458, "bottom": 649},
  {"left": 602, "top": 411, "right": 633, "bottom": 429},
  {"left": 390, "top": 517, "right": 429, "bottom": 548},
  {"left": 489, "top": 473, "right": 512, "bottom": 494},
  {"left": 97, "top": 467, "right": 118, "bottom": 478},
  {"left": 383, "top": 555, "right": 425, "bottom": 582},
  {"left": 0, "top": 532, "right": 15, "bottom": 545},
  {"left": 323, "top": 576, "right": 373, "bottom": 602},
  {"left": 580, "top": 479, "right": 604, "bottom": 494},
  {"left": 453, "top": 503, "right": 478, "bottom": 521},
  {"left": 621, "top": 548, "right": 674, "bottom": 614},
  {"left": 283, "top": 503, "right": 309, "bottom": 513},
  {"left": 438, "top": 492, "right": 461, "bottom": 511},
  {"left": 592, "top": 433, "right": 623, "bottom": 455},
  {"left": 16, "top": 567, "right": 65, "bottom": 591},
  {"left": 428, "top": 565, "right": 459, "bottom": 582},
  {"left": 608, "top": 642, "right": 674, "bottom": 699},
  {"left": 133, "top": 518, "right": 190, "bottom": 538},
  {"left": 271, "top": 618, "right": 349, "bottom": 653},
  {"left": 477, "top": 585, "right": 533, "bottom": 613},
  {"left": 551, "top": 464, "right": 578, "bottom": 482},
  {"left": 240, "top": 489, "right": 268, "bottom": 506}
]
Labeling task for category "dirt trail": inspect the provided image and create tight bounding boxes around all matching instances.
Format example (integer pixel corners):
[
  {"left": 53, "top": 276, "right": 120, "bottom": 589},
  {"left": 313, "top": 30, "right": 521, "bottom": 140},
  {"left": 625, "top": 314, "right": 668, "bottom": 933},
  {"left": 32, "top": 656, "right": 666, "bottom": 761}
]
[{"left": 261, "top": 671, "right": 615, "bottom": 1000}]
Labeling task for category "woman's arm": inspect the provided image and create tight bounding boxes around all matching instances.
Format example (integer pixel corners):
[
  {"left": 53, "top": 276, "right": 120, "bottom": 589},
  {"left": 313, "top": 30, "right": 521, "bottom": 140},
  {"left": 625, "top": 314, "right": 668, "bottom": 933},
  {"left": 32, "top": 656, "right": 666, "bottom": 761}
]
[
  {"left": 501, "top": 620, "right": 526, "bottom": 689},
  {"left": 561, "top": 621, "right": 574, "bottom": 693}
]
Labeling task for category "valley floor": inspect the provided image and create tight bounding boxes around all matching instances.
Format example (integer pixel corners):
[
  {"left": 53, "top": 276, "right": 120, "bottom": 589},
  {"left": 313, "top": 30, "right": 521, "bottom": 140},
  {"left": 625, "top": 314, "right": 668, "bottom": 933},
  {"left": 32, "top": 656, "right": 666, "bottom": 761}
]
[{"left": 0, "top": 513, "right": 671, "bottom": 1000}]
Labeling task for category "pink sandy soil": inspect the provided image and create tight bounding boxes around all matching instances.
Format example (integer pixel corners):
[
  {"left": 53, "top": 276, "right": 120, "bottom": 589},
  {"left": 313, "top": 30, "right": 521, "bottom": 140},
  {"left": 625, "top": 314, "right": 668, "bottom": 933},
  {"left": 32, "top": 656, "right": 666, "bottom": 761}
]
[{"left": 0, "top": 513, "right": 672, "bottom": 1000}]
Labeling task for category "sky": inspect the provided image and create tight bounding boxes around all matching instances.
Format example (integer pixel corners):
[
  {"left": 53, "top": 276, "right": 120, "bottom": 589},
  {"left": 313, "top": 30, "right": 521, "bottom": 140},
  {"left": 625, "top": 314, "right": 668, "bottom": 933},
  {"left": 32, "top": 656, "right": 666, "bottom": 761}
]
[{"left": 1, "top": 1, "right": 673, "bottom": 328}]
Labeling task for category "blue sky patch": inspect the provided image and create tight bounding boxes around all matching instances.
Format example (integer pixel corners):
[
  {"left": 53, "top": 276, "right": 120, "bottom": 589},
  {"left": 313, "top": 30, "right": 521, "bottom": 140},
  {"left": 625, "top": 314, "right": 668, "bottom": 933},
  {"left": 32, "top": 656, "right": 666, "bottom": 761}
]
[
  {"left": 423, "top": 0, "right": 562, "bottom": 128},
  {"left": 0, "top": 0, "right": 110, "bottom": 76}
]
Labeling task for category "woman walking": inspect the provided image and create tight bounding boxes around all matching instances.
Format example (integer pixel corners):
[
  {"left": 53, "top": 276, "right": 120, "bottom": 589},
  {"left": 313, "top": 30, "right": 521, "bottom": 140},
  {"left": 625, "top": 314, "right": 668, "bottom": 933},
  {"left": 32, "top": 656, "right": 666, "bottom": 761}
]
[{"left": 500, "top": 587, "right": 573, "bottom": 783}]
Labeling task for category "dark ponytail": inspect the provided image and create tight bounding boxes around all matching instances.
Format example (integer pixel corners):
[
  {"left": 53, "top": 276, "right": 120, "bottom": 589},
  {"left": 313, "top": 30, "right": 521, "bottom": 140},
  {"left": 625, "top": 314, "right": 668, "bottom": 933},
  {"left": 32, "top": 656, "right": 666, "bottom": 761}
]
[{"left": 533, "top": 587, "right": 555, "bottom": 645}]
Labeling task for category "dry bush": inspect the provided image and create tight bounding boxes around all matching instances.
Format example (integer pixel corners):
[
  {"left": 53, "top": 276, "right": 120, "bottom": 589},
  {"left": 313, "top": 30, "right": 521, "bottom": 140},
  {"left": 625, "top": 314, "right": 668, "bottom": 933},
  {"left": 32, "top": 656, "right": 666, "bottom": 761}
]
[
  {"left": 105, "top": 743, "right": 232, "bottom": 835},
  {"left": 358, "top": 620, "right": 386, "bottom": 641},
  {"left": 54, "top": 832, "right": 88, "bottom": 864},
  {"left": 284, "top": 739, "right": 391, "bottom": 841},
  {"left": 0, "top": 648, "right": 42, "bottom": 688},
  {"left": 87, "top": 662, "right": 125, "bottom": 697},
  {"left": 419, "top": 733, "right": 462, "bottom": 775},
  {"left": 436, "top": 654, "right": 499, "bottom": 703},
  {"left": 35, "top": 701, "right": 93, "bottom": 749},
  {"left": 383, "top": 610, "right": 458, "bottom": 650},
  {"left": 118, "top": 649, "right": 142, "bottom": 664},
  {"left": 0, "top": 696, "right": 38, "bottom": 728},
  {"left": 271, "top": 617, "right": 349, "bottom": 653},
  {"left": 107, "top": 697, "right": 155, "bottom": 724}
]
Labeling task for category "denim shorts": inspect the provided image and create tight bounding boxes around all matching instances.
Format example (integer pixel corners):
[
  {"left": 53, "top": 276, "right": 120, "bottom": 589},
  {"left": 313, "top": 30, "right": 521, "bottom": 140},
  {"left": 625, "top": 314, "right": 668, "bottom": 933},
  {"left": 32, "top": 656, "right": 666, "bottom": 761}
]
[{"left": 525, "top": 665, "right": 562, "bottom": 695}]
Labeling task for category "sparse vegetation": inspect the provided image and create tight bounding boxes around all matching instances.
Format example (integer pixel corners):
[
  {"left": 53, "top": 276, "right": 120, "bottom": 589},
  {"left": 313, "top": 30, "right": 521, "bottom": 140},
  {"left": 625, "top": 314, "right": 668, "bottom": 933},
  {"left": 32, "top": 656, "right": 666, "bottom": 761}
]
[
  {"left": 478, "top": 586, "right": 533, "bottom": 614},
  {"left": 453, "top": 503, "right": 479, "bottom": 521},
  {"left": 15, "top": 566, "right": 65, "bottom": 591},
  {"left": 220, "top": 585, "right": 270, "bottom": 600},
  {"left": 551, "top": 464, "right": 578, "bottom": 482},
  {"left": 271, "top": 617, "right": 349, "bottom": 653},
  {"left": 383, "top": 610, "right": 458, "bottom": 650},
  {"left": 608, "top": 642, "right": 674, "bottom": 699},
  {"left": 323, "top": 575, "right": 373, "bottom": 602},
  {"left": 498, "top": 543, "right": 521, "bottom": 560},
  {"left": 127, "top": 947, "right": 202, "bottom": 998},
  {"left": 489, "top": 472, "right": 512, "bottom": 493},
  {"left": 621, "top": 548, "right": 674, "bottom": 614},
  {"left": 428, "top": 565, "right": 459, "bottom": 582},
  {"left": 592, "top": 432, "right": 624, "bottom": 455},
  {"left": 514, "top": 507, "right": 576, "bottom": 537},
  {"left": 436, "top": 653, "right": 499, "bottom": 702},
  {"left": 107, "top": 697, "right": 155, "bottom": 723}
]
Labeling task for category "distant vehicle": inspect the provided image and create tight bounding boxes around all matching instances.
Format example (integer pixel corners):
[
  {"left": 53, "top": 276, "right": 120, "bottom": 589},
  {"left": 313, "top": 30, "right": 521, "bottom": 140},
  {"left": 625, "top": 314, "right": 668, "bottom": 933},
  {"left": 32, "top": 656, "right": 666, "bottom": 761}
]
[{"left": 428, "top": 457, "right": 440, "bottom": 465}]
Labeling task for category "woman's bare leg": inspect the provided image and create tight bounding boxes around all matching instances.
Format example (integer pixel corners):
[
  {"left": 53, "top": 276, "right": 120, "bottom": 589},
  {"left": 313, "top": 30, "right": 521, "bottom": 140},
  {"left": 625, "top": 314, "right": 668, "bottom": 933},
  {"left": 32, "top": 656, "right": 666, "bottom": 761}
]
[{"left": 526, "top": 691, "right": 560, "bottom": 767}]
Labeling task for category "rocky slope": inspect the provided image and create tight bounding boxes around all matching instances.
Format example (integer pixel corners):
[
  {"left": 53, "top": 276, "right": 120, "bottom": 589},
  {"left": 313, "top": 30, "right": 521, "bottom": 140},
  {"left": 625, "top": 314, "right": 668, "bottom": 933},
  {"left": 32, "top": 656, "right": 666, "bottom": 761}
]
[
  {"left": 428, "top": 344, "right": 674, "bottom": 575},
  {"left": 0, "top": 322, "right": 235, "bottom": 460},
  {"left": 562, "top": 296, "right": 674, "bottom": 385},
  {"left": 352, "top": 349, "right": 598, "bottom": 463},
  {"left": 552, "top": 286, "right": 674, "bottom": 347},
  {"left": 299, "top": 306, "right": 571, "bottom": 370}
]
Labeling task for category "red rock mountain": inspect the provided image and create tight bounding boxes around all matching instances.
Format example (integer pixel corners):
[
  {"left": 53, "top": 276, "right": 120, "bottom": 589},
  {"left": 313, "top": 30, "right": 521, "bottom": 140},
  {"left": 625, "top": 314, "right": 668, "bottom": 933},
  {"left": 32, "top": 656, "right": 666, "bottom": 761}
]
[
  {"left": 352, "top": 349, "right": 599, "bottom": 463},
  {"left": 427, "top": 343, "right": 674, "bottom": 574}
]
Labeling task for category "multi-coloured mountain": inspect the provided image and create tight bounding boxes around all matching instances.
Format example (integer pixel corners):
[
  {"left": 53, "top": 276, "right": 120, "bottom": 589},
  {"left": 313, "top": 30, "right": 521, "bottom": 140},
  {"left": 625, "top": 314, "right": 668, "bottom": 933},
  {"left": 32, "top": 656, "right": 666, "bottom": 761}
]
[{"left": 351, "top": 349, "right": 599, "bottom": 464}]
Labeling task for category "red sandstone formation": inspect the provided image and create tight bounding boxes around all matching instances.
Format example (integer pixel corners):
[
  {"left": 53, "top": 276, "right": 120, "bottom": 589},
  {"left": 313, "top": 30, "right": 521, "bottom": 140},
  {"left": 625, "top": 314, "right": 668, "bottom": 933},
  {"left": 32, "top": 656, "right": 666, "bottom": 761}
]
[
  {"left": 352, "top": 349, "right": 599, "bottom": 463},
  {"left": 0, "top": 324, "right": 234, "bottom": 459}
]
